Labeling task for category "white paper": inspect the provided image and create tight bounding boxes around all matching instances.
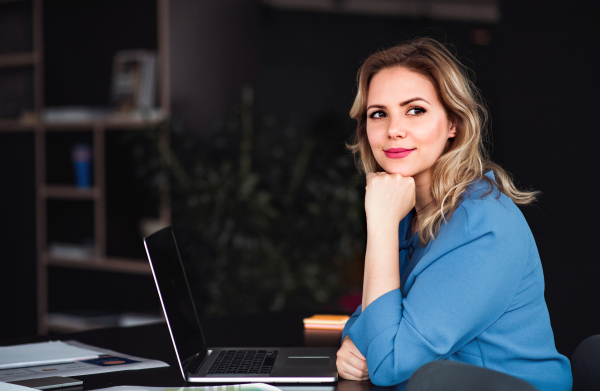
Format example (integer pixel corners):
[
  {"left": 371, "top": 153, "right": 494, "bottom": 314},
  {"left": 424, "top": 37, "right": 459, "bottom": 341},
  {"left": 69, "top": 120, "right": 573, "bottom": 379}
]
[
  {"left": 0, "top": 381, "right": 36, "bottom": 391},
  {"left": 93, "top": 384, "right": 283, "bottom": 391},
  {"left": 91, "top": 384, "right": 335, "bottom": 391},
  {"left": 0, "top": 341, "right": 104, "bottom": 369},
  {"left": 0, "top": 341, "right": 168, "bottom": 382}
]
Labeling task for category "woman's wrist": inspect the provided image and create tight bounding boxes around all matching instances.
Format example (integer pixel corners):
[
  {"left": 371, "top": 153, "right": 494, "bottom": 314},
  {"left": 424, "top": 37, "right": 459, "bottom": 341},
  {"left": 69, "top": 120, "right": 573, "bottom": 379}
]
[
  {"left": 362, "top": 221, "right": 400, "bottom": 309},
  {"left": 366, "top": 216, "right": 400, "bottom": 235}
]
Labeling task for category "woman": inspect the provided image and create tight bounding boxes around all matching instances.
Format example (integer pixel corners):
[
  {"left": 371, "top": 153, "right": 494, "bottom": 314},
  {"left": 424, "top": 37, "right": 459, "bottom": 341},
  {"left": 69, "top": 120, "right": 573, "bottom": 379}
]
[{"left": 336, "top": 38, "right": 572, "bottom": 390}]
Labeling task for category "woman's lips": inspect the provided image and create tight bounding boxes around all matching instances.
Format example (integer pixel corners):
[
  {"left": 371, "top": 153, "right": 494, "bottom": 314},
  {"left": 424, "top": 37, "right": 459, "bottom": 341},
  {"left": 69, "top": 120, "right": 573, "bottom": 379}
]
[{"left": 384, "top": 148, "right": 415, "bottom": 159}]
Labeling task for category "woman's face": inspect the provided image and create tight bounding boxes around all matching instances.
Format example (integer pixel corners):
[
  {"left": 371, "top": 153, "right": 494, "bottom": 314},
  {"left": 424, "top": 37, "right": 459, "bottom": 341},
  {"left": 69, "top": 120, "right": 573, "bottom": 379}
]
[{"left": 366, "top": 67, "right": 456, "bottom": 184}]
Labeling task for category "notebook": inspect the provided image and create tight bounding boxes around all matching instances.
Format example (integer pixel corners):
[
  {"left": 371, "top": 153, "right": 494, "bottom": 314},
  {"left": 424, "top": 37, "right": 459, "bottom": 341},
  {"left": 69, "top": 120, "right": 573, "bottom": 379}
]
[{"left": 143, "top": 227, "right": 339, "bottom": 383}]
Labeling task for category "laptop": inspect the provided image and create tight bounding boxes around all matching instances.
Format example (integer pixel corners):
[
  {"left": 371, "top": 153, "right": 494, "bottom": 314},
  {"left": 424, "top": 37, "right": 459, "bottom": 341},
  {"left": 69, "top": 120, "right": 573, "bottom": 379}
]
[{"left": 143, "top": 226, "right": 339, "bottom": 383}]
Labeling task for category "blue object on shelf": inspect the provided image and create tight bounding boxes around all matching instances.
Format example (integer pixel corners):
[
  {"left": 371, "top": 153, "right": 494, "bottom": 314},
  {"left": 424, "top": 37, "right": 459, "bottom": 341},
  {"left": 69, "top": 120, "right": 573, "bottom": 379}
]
[{"left": 72, "top": 144, "right": 92, "bottom": 188}]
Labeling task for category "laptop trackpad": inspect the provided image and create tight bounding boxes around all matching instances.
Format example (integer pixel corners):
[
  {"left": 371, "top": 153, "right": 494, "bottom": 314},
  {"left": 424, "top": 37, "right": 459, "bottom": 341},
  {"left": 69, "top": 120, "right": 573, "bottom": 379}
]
[{"left": 285, "top": 357, "right": 330, "bottom": 367}]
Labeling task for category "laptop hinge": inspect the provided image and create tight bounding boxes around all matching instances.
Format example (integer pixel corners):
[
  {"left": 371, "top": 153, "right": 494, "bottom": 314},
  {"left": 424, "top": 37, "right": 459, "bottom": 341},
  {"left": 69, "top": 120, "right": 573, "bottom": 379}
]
[{"left": 184, "top": 349, "right": 211, "bottom": 375}]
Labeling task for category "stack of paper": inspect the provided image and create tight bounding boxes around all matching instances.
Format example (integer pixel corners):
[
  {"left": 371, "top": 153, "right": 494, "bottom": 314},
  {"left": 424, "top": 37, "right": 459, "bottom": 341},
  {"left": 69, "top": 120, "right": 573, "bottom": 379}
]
[
  {"left": 0, "top": 340, "right": 168, "bottom": 383},
  {"left": 0, "top": 381, "right": 39, "bottom": 391},
  {"left": 91, "top": 384, "right": 299, "bottom": 391},
  {"left": 0, "top": 341, "right": 103, "bottom": 369},
  {"left": 303, "top": 315, "right": 350, "bottom": 330}
]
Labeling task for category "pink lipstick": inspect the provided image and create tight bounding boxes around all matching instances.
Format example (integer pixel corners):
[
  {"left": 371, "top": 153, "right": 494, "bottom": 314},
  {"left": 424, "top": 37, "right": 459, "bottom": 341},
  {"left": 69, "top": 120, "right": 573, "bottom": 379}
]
[{"left": 384, "top": 148, "right": 415, "bottom": 159}]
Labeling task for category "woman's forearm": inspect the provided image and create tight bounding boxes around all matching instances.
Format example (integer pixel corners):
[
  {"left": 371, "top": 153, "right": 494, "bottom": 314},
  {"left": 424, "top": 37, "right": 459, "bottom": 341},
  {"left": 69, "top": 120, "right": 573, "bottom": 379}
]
[
  {"left": 362, "top": 220, "right": 401, "bottom": 310},
  {"left": 361, "top": 172, "right": 414, "bottom": 310}
]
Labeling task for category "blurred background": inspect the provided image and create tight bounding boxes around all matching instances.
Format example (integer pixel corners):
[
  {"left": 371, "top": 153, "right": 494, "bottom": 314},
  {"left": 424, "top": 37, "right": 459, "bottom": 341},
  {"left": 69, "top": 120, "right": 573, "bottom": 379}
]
[{"left": 0, "top": 0, "right": 598, "bottom": 361}]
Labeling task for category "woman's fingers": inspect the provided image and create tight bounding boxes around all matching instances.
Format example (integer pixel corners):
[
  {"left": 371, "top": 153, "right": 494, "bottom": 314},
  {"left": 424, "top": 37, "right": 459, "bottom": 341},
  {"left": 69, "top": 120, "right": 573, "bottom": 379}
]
[
  {"left": 337, "top": 337, "right": 369, "bottom": 381},
  {"left": 339, "top": 368, "right": 370, "bottom": 381},
  {"left": 337, "top": 357, "right": 369, "bottom": 381},
  {"left": 343, "top": 337, "right": 366, "bottom": 361},
  {"left": 337, "top": 351, "right": 367, "bottom": 373},
  {"left": 365, "top": 171, "right": 382, "bottom": 186},
  {"left": 364, "top": 171, "right": 415, "bottom": 227}
]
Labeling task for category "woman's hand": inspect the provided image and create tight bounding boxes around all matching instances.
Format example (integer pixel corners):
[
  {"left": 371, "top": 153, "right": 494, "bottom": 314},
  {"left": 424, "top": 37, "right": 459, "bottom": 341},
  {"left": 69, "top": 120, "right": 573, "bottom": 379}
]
[
  {"left": 365, "top": 172, "right": 415, "bottom": 229},
  {"left": 337, "top": 336, "right": 369, "bottom": 381}
]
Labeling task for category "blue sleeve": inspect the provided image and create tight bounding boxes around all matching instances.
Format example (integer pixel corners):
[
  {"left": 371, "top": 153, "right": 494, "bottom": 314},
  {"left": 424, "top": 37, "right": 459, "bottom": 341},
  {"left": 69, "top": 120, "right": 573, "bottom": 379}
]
[
  {"left": 341, "top": 304, "right": 362, "bottom": 342},
  {"left": 346, "top": 203, "right": 526, "bottom": 386}
]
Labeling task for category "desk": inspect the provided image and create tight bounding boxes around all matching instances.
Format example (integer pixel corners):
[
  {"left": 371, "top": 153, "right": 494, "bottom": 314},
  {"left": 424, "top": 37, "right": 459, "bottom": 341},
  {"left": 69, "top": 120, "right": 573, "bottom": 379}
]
[{"left": 0, "top": 313, "right": 384, "bottom": 391}]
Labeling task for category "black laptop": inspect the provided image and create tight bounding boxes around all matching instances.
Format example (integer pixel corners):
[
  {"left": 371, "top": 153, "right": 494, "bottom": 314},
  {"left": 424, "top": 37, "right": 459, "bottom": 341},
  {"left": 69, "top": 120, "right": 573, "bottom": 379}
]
[{"left": 143, "top": 226, "right": 339, "bottom": 383}]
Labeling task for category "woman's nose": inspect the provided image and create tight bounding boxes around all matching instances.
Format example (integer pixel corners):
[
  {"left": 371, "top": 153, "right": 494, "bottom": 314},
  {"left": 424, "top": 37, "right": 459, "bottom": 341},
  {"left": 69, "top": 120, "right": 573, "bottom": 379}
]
[{"left": 387, "top": 116, "right": 407, "bottom": 139}]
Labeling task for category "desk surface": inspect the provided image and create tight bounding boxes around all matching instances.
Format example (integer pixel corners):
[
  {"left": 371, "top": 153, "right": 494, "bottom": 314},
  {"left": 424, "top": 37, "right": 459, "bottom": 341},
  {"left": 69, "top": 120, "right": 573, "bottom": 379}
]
[{"left": 0, "top": 312, "right": 383, "bottom": 391}]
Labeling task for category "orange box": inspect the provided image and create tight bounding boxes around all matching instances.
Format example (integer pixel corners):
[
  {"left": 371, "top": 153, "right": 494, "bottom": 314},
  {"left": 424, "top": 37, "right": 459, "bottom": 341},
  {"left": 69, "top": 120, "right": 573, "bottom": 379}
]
[
  {"left": 304, "top": 323, "right": 346, "bottom": 330},
  {"left": 303, "top": 314, "right": 350, "bottom": 330}
]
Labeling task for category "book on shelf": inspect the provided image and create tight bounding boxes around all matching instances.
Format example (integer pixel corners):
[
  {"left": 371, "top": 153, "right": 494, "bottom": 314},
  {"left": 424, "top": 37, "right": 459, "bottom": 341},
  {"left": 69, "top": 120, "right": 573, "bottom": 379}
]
[
  {"left": 110, "top": 50, "right": 157, "bottom": 113},
  {"left": 47, "top": 242, "right": 95, "bottom": 260}
]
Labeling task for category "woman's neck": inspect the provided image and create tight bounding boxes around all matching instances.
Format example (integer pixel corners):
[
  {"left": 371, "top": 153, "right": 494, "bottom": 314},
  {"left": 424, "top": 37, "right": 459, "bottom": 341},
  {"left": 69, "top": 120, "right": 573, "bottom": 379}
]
[
  {"left": 413, "top": 170, "right": 433, "bottom": 214},
  {"left": 410, "top": 172, "right": 432, "bottom": 236}
]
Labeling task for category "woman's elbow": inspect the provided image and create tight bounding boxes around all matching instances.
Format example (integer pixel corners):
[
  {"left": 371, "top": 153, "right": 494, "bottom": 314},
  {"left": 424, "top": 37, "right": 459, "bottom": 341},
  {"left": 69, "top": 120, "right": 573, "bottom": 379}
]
[{"left": 368, "top": 360, "right": 411, "bottom": 386}]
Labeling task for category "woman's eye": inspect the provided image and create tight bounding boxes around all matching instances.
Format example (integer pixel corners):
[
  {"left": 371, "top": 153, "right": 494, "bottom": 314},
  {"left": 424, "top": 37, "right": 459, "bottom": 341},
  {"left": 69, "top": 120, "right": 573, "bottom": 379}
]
[
  {"left": 369, "top": 110, "right": 386, "bottom": 119},
  {"left": 407, "top": 107, "right": 426, "bottom": 115}
]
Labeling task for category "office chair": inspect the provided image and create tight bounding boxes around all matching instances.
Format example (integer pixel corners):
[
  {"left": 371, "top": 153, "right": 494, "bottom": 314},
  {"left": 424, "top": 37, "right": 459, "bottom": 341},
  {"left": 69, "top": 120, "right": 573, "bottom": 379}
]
[
  {"left": 572, "top": 334, "right": 600, "bottom": 391},
  {"left": 406, "top": 360, "right": 538, "bottom": 391}
]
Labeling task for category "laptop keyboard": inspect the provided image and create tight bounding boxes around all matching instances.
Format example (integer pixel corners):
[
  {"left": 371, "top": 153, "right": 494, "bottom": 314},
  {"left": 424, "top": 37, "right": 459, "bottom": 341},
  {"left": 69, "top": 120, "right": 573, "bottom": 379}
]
[{"left": 208, "top": 349, "right": 278, "bottom": 375}]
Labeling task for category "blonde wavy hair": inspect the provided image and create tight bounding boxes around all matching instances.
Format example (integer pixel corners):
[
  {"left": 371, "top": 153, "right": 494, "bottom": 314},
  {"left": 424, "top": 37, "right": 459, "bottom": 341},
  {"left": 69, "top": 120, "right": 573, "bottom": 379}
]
[{"left": 348, "top": 37, "right": 538, "bottom": 246}]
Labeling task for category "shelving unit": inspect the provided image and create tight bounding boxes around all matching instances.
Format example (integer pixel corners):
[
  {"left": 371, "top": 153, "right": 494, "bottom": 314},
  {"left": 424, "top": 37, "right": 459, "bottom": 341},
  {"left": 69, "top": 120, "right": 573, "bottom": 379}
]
[
  {"left": 0, "top": 0, "right": 171, "bottom": 334},
  {"left": 0, "top": 52, "right": 37, "bottom": 68},
  {"left": 0, "top": 121, "right": 36, "bottom": 131}
]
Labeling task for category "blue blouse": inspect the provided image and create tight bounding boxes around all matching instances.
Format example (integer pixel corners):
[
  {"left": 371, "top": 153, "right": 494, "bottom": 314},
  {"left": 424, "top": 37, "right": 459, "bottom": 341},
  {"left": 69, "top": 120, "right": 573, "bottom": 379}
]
[{"left": 342, "top": 172, "right": 572, "bottom": 390}]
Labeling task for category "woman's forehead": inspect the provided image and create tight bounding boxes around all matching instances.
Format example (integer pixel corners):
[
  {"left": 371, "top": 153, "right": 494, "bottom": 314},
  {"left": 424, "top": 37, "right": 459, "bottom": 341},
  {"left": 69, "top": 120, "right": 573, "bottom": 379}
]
[{"left": 367, "top": 68, "right": 438, "bottom": 105}]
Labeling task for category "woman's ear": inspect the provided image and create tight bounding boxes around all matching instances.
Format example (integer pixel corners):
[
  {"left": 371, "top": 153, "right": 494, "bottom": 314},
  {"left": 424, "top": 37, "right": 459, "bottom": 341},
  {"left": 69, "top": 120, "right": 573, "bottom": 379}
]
[{"left": 448, "top": 118, "right": 458, "bottom": 138}]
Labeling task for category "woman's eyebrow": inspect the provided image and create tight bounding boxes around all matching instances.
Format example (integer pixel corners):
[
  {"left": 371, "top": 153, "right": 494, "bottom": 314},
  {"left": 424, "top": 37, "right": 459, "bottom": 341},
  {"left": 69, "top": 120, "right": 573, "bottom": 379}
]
[
  {"left": 367, "top": 98, "right": 429, "bottom": 111},
  {"left": 366, "top": 104, "right": 386, "bottom": 111},
  {"left": 400, "top": 97, "right": 429, "bottom": 106}
]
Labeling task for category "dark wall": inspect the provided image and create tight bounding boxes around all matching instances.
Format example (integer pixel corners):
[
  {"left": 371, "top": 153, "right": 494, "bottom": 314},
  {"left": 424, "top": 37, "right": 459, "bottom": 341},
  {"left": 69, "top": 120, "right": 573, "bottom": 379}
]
[
  {"left": 169, "top": 0, "right": 259, "bottom": 134},
  {"left": 257, "top": 8, "right": 499, "bottom": 141},
  {"left": 496, "top": 0, "right": 600, "bottom": 357},
  {"left": 44, "top": 0, "right": 157, "bottom": 107},
  {"left": 0, "top": 133, "right": 37, "bottom": 338}
]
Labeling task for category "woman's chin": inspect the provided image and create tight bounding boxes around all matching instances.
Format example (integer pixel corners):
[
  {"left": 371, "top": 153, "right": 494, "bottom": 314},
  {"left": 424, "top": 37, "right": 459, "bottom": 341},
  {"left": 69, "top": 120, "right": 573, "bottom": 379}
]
[{"left": 381, "top": 167, "right": 414, "bottom": 177}]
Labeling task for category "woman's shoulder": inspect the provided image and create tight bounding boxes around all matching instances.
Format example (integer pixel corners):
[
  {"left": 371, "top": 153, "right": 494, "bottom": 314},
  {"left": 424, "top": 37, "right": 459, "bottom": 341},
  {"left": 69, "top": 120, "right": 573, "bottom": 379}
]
[
  {"left": 463, "top": 171, "right": 505, "bottom": 203},
  {"left": 422, "top": 176, "right": 535, "bottom": 277},
  {"left": 445, "top": 172, "right": 532, "bottom": 244}
]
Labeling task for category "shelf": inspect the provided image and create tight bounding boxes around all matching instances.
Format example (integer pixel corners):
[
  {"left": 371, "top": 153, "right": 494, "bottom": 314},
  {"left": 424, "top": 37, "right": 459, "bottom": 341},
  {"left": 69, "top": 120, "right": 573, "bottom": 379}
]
[
  {"left": 45, "top": 311, "right": 164, "bottom": 333},
  {"left": 0, "top": 112, "right": 166, "bottom": 132},
  {"left": 46, "top": 321, "right": 106, "bottom": 333},
  {"left": 43, "top": 111, "right": 167, "bottom": 131},
  {"left": 45, "top": 254, "right": 152, "bottom": 275},
  {"left": 0, "top": 52, "right": 37, "bottom": 68},
  {"left": 44, "top": 314, "right": 115, "bottom": 333},
  {"left": 0, "top": 119, "right": 37, "bottom": 132},
  {"left": 41, "top": 185, "right": 100, "bottom": 200}
]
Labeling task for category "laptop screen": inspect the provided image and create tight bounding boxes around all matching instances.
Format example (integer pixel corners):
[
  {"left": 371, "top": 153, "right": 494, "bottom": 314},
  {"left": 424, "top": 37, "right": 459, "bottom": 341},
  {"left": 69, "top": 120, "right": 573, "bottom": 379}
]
[{"left": 144, "top": 226, "right": 207, "bottom": 375}]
